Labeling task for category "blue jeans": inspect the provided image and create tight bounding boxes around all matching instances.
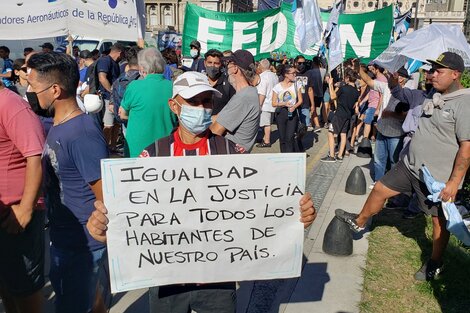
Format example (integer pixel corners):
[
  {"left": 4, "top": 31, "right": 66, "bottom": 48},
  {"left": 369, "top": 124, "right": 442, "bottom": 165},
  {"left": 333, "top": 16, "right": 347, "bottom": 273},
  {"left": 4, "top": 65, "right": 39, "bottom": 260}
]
[
  {"left": 49, "top": 246, "right": 107, "bottom": 313},
  {"left": 300, "top": 108, "right": 311, "bottom": 127},
  {"left": 373, "top": 132, "right": 404, "bottom": 182}
]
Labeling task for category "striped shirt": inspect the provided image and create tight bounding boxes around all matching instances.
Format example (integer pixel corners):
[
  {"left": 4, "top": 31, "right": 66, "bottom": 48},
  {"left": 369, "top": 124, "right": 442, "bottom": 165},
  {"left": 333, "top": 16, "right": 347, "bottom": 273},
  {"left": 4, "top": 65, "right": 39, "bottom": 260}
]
[{"left": 139, "top": 128, "right": 240, "bottom": 158}]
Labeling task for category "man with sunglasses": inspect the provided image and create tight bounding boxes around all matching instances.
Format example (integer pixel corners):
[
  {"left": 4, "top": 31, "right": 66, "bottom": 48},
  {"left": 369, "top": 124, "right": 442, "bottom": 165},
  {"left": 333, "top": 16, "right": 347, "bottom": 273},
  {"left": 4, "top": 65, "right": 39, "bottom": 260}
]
[
  {"left": 337, "top": 52, "right": 470, "bottom": 282},
  {"left": 87, "top": 71, "right": 317, "bottom": 313}
]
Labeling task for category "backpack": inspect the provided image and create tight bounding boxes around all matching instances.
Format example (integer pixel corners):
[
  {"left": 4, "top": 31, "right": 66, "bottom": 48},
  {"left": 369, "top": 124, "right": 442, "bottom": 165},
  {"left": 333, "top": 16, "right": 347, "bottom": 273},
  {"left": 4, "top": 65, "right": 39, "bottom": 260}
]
[
  {"left": 87, "top": 60, "right": 100, "bottom": 95},
  {"left": 111, "top": 70, "right": 140, "bottom": 125},
  {"left": 169, "top": 66, "right": 184, "bottom": 81}
]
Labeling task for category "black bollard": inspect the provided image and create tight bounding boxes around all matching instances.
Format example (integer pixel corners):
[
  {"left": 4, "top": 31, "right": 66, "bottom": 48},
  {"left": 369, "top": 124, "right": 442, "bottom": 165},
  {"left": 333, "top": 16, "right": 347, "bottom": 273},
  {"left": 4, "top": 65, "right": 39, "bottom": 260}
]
[
  {"left": 322, "top": 215, "right": 353, "bottom": 256},
  {"left": 356, "top": 138, "right": 372, "bottom": 158},
  {"left": 345, "top": 166, "right": 367, "bottom": 195}
]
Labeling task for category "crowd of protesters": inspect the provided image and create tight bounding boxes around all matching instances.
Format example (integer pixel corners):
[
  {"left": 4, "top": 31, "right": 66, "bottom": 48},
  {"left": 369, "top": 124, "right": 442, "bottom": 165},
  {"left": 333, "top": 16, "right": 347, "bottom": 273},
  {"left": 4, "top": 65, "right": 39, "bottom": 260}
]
[
  {"left": 0, "top": 40, "right": 316, "bottom": 313},
  {"left": 1, "top": 34, "right": 470, "bottom": 313}
]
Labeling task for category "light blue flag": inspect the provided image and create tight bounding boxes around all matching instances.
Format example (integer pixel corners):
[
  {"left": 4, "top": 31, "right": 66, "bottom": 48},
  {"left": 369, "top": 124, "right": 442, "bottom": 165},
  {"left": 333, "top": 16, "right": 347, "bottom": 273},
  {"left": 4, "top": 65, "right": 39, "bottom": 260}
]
[
  {"left": 323, "top": 0, "right": 343, "bottom": 71},
  {"left": 395, "top": 9, "right": 412, "bottom": 40},
  {"left": 421, "top": 165, "right": 470, "bottom": 246},
  {"left": 294, "top": 0, "right": 323, "bottom": 52},
  {"left": 405, "top": 58, "right": 423, "bottom": 75},
  {"left": 390, "top": 4, "right": 401, "bottom": 44}
]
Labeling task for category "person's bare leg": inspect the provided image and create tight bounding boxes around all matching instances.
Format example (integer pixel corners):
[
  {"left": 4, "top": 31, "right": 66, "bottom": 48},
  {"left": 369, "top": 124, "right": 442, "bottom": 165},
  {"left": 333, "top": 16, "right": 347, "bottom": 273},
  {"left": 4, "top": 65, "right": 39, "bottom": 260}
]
[
  {"left": 363, "top": 123, "right": 371, "bottom": 139},
  {"left": 103, "top": 126, "right": 112, "bottom": 147},
  {"left": 338, "top": 133, "right": 347, "bottom": 157},
  {"left": 430, "top": 216, "right": 450, "bottom": 263},
  {"left": 328, "top": 131, "right": 335, "bottom": 157},
  {"left": 311, "top": 108, "right": 320, "bottom": 128},
  {"left": 16, "top": 291, "right": 43, "bottom": 313},
  {"left": 0, "top": 289, "right": 18, "bottom": 313},
  {"left": 110, "top": 124, "right": 120, "bottom": 151},
  {"left": 351, "top": 120, "right": 363, "bottom": 146},
  {"left": 371, "top": 124, "right": 377, "bottom": 141},
  {"left": 355, "top": 181, "right": 401, "bottom": 227},
  {"left": 0, "top": 289, "right": 43, "bottom": 313},
  {"left": 321, "top": 102, "right": 329, "bottom": 126},
  {"left": 263, "top": 125, "right": 271, "bottom": 145},
  {"left": 92, "top": 287, "right": 107, "bottom": 313}
]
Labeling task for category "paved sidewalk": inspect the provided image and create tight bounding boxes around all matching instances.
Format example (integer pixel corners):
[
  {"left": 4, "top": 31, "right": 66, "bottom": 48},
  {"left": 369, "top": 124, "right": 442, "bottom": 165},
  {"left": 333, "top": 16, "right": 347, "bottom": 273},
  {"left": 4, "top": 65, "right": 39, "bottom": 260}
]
[{"left": 278, "top": 152, "right": 373, "bottom": 313}]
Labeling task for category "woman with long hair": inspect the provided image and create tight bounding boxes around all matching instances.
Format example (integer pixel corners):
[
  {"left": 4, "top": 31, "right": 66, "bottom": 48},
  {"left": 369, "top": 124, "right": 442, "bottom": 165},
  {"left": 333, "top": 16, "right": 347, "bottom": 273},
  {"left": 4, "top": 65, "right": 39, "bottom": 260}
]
[
  {"left": 272, "top": 65, "right": 303, "bottom": 153},
  {"left": 350, "top": 76, "right": 370, "bottom": 150}
]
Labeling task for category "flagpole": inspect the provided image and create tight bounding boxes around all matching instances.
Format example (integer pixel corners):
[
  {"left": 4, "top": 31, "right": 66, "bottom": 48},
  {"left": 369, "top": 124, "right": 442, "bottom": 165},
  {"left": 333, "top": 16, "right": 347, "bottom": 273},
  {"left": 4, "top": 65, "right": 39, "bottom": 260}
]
[{"left": 413, "top": 0, "right": 419, "bottom": 30}]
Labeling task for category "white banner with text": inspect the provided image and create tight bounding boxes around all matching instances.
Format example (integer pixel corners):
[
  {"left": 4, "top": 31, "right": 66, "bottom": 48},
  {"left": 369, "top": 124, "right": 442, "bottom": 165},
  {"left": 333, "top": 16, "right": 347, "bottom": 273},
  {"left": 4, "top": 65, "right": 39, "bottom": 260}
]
[{"left": 0, "top": 0, "right": 140, "bottom": 41}]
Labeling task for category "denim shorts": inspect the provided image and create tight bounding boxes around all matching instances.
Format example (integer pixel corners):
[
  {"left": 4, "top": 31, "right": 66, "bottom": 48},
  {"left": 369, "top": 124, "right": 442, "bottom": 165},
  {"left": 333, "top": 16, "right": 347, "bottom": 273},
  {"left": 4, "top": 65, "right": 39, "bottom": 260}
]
[
  {"left": 49, "top": 246, "right": 108, "bottom": 313},
  {"left": 0, "top": 210, "right": 45, "bottom": 297},
  {"left": 363, "top": 107, "right": 376, "bottom": 124},
  {"left": 323, "top": 91, "right": 330, "bottom": 103}
]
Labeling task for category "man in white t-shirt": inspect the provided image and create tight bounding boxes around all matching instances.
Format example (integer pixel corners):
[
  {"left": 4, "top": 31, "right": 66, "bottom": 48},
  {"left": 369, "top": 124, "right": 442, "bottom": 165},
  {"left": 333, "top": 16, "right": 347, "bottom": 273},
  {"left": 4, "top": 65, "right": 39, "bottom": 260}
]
[{"left": 256, "top": 59, "right": 279, "bottom": 147}]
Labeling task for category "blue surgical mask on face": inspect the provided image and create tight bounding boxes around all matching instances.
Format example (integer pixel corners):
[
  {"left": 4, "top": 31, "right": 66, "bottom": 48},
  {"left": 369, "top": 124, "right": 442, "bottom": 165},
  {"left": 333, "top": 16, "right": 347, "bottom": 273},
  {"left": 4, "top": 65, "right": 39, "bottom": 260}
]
[{"left": 175, "top": 99, "right": 212, "bottom": 135}]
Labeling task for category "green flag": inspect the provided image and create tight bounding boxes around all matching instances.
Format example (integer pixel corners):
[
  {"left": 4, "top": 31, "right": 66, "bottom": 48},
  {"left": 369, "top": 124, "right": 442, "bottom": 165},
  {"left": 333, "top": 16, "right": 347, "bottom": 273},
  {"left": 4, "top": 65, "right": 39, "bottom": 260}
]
[{"left": 182, "top": 3, "right": 393, "bottom": 64}]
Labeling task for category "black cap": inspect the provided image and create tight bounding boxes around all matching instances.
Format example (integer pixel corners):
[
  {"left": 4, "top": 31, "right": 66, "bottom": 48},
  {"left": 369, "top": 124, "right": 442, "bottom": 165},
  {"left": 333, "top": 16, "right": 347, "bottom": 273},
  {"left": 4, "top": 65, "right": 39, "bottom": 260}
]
[
  {"left": 40, "top": 42, "right": 54, "bottom": 50},
  {"left": 190, "top": 40, "right": 201, "bottom": 50},
  {"left": 224, "top": 49, "right": 255, "bottom": 71},
  {"left": 79, "top": 49, "right": 92, "bottom": 59},
  {"left": 396, "top": 66, "right": 410, "bottom": 79},
  {"left": 23, "top": 47, "right": 34, "bottom": 53},
  {"left": 426, "top": 52, "right": 465, "bottom": 72}
]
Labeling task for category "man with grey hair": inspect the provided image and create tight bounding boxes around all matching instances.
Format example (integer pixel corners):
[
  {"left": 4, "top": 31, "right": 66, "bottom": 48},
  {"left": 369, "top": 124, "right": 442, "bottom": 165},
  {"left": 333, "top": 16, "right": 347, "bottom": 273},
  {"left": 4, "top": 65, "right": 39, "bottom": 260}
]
[
  {"left": 210, "top": 49, "right": 260, "bottom": 153},
  {"left": 118, "top": 47, "right": 177, "bottom": 157},
  {"left": 256, "top": 59, "right": 278, "bottom": 147}
]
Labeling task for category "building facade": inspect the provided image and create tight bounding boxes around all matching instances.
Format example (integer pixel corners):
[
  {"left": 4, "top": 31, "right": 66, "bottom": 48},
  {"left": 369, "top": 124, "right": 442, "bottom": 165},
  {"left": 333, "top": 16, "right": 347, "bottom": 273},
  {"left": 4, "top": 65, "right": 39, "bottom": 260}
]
[
  {"left": 145, "top": 0, "right": 253, "bottom": 34},
  {"left": 317, "top": 0, "right": 466, "bottom": 31}
]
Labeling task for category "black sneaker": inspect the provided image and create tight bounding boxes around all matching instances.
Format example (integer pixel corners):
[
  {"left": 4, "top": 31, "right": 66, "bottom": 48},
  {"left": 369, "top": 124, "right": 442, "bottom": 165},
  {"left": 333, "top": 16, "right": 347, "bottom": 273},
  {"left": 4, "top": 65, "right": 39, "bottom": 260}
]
[
  {"left": 320, "top": 155, "right": 336, "bottom": 163},
  {"left": 415, "top": 259, "right": 443, "bottom": 281},
  {"left": 335, "top": 209, "right": 365, "bottom": 233}
]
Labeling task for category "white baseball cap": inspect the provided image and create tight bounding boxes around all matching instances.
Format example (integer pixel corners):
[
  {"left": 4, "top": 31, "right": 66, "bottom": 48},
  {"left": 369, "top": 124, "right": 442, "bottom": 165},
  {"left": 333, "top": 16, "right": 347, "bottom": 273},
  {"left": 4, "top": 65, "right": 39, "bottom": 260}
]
[{"left": 172, "top": 71, "right": 222, "bottom": 99}]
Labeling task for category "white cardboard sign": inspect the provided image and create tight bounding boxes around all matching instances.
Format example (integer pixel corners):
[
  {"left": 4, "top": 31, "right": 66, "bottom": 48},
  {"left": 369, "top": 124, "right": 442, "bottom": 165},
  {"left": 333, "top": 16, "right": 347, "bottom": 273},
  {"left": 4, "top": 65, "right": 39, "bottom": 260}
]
[{"left": 101, "top": 153, "right": 306, "bottom": 293}]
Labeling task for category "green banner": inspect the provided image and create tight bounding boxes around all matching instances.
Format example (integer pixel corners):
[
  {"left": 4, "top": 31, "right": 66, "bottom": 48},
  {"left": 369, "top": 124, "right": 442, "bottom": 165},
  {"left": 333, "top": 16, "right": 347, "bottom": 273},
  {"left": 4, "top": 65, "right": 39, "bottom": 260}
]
[{"left": 182, "top": 3, "right": 393, "bottom": 63}]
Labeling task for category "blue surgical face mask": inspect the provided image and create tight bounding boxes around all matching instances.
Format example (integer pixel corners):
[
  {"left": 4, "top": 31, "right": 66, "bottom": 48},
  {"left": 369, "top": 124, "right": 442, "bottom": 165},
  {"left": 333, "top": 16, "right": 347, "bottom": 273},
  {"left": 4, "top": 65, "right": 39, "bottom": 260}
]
[{"left": 175, "top": 99, "right": 212, "bottom": 135}]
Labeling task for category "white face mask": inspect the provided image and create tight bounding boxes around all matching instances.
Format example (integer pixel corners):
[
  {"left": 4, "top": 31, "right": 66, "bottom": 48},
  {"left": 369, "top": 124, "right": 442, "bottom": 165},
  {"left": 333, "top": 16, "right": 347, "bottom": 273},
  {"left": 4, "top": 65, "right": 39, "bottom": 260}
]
[{"left": 190, "top": 49, "right": 199, "bottom": 58}]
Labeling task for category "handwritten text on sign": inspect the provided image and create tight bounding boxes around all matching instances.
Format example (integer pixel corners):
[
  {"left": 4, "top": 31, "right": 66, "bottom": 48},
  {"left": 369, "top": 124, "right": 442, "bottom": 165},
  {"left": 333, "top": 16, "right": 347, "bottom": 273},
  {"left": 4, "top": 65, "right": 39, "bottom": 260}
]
[{"left": 101, "top": 153, "right": 306, "bottom": 293}]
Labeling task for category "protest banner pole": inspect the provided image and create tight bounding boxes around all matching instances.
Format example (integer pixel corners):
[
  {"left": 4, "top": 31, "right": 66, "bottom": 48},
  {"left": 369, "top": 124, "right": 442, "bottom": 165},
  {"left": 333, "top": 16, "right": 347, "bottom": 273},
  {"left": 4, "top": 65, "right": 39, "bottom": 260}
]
[{"left": 413, "top": 0, "right": 419, "bottom": 30}]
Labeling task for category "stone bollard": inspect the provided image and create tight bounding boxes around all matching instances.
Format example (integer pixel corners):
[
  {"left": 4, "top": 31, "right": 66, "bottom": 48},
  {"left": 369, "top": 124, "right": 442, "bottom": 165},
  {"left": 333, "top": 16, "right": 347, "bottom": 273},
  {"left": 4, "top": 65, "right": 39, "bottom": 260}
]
[
  {"left": 322, "top": 216, "right": 353, "bottom": 256},
  {"left": 345, "top": 166, "right": 367, "bottom": 195},
  {"left": 356, "top": 138, "right": 372, "bottom": 158}
]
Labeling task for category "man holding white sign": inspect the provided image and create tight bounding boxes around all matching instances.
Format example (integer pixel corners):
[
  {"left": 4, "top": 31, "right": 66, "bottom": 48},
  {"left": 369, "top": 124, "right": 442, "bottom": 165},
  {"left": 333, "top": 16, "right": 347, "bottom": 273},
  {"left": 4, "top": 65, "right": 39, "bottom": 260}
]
[{"left": 87, "top": 72, "right": 317, "bottom": 313}]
